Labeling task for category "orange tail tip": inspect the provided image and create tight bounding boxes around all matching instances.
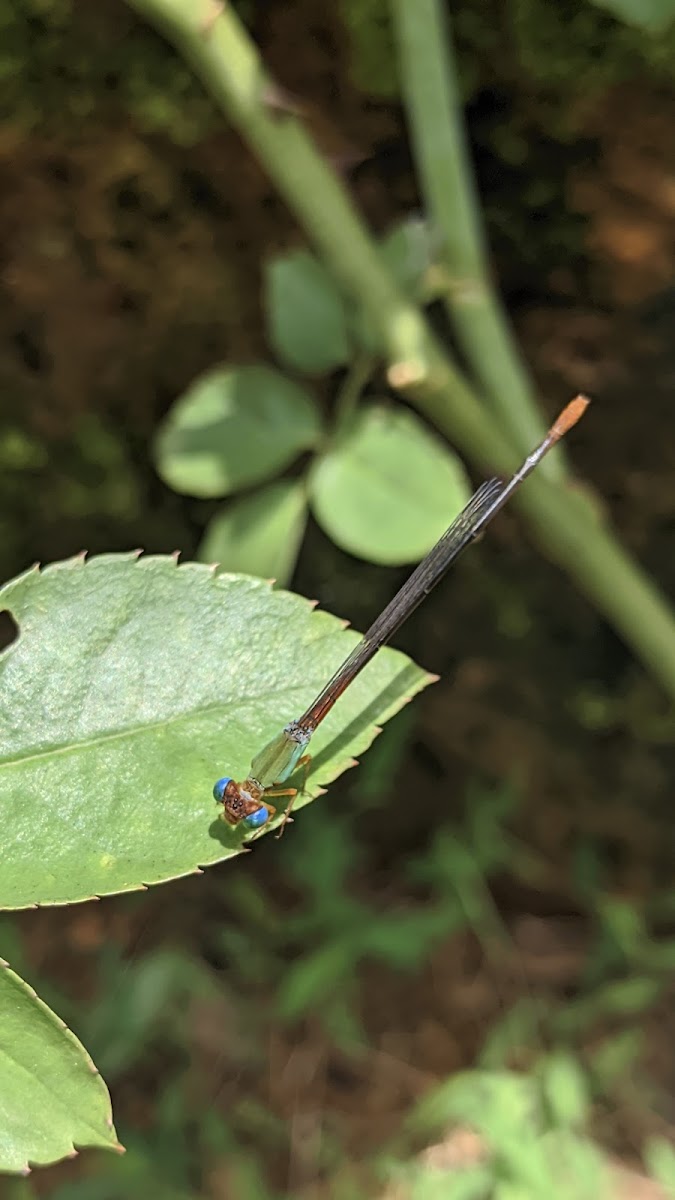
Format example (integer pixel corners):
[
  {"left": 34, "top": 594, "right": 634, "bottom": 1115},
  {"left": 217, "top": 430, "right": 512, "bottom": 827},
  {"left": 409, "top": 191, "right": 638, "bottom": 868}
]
[{"left": 549, "top": 394, "right": 590, "bottom": 442}]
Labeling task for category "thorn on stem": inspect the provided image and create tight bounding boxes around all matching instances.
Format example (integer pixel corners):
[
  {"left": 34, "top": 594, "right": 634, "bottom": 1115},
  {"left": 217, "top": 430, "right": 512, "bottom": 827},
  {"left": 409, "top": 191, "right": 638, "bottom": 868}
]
[
  {"left": 261, "top": 81, "right": 307, "bottom": 117},
  {"left": 199, "top": 1, "right": 224, "bottom": 37},
  {"left": 387, "top": 359, "right": 427, "bottom": 389}
]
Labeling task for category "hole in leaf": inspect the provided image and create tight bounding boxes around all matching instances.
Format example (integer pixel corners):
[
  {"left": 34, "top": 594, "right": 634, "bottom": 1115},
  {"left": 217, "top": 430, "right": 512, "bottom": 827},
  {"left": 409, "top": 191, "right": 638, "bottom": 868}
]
[{"left": 0, "top": 611, "right": 19, "bottom": 652}]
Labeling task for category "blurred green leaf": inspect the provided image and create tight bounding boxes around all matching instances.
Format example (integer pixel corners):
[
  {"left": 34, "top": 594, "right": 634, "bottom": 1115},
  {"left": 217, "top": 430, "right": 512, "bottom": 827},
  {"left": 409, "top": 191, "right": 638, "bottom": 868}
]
[
  {"left": 644, "top": 1136, "right": 675, "bottom": 1192},
  {"left": 198, "top": 479, "right": 308, "bottom": 586},
  {"left": 380, "top": 215, "right": 437, "bottom": 298},
  {"left": 591, "top": 975, "right": 662, "bottom": 1015},
  {"left": 536, "top": 1130, "right": 609, "bottom": 1200},
  {"left": 226, "top": 873, "right": 277, "bottom": 932},
  {"left": 310, "top": 404, "right": 471, "bottom": 564},
  {"left": 590, "top": 1030, "right": 644, "bottom": 1086},
  {"left": 556, "top": 975, "right": 662, "bottom": 1033},
  {"left": 353, "top": 705, "right": 416, "bottom": 804},
  {"left": 411, "top": 1070, "right": 537, "bottom": 1138},
  {"left": 341, "top": 0, "right": 399, "bottom": 98},
  {"left": 402, "top": 1161, "right": 494, "bottom": 1200},
  {"left": 466, "top": 780, "right": 519, "bottom": 870},
  {"left": 0, "top": 428, "right": 47, "bottom": 470},
  {"left": 81, "top": 949, "right": 215, "bottom": 1076},
  {"left": 435, "top": 1167, "right": 494, "bottom": 1200},
  {"left": 356, "top": 217, "right": 440, "bottom": 350},
  {"left": 0, "top": 554, "right": 431, "bottom": 907},
  {"left": 596, "top": 896, "right": 645, "bottom": 961},
  {"left": 265, "top": 249, "right": 351, "bottom": 374},
  {"left": 479, "top": 1000, "right": 542, "bottom": 1069},
  {"left": 571, "top": 838, "right": 607, "bottom": 899},
  {"left": 283, "top": 806, "right": 358, "bottom": 897},
  {"left": 279, "top": 940, "right": 354, "bottom": 1018},
  {"left": 155, "top": 365, "right": 321, "bottom": 497},
  {"left": 588, "top": 0, "right": 675, "bottom": 32},
  {"left": 643, "top": 937, "right": 675, "bottom": 971},
  {"left": 0, "top": 961, "right": 119, "bottom": 1173},
  {"left": 409, "top": 1066, "right": 609, "bottom": 1200},
  {"left": 540, "top": 1053, "right": 589, "bottom": 1128},
  {"left": 363, "top": 907, "right": 458, "bottom": 967}
]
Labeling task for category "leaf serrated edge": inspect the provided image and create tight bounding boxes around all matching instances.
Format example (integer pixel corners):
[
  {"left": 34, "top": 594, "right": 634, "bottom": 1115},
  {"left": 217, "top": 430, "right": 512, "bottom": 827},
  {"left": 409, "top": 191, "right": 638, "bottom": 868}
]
[
  {"left": 0, "top": 958, "right": 124, "bottom": 1171},
  {"left": 20, "top": 862, "right": 215, "bottom": 914},
  {"left": 39, "top": 549, "right": 144, "bottom": 578},
  {"left": 0, "top": 561, "right": 40, "bottom": 601}
]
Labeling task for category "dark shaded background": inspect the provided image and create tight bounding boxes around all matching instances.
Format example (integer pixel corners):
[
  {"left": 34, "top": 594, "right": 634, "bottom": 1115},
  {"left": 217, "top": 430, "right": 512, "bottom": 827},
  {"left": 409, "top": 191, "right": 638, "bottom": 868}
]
[{"left": 2, "top": 1, "right": 675, "bottom": 1196}]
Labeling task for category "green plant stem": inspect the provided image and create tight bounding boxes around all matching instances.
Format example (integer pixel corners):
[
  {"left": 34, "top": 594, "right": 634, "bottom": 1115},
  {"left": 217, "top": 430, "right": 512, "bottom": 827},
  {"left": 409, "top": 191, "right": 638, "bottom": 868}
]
[
  {"left": 124, "top": 0, "right": 675, "bottom": 702},
  {"left": 391, "top": 0, "right": 561, "bottom": 477},
  {"left": 333, "top": 352, "right": 374, "bottom": 436}
]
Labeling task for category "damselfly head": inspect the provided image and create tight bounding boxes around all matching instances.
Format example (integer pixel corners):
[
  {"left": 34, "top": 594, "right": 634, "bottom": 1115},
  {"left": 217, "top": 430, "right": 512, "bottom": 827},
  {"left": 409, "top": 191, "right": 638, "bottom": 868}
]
[{"left": 214, "top": 776, "right": 270, "bottom": 829}]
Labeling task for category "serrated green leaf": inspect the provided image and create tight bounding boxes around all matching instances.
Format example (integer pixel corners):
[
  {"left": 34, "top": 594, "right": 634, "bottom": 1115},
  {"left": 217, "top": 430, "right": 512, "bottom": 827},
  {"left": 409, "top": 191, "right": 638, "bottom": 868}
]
[
  {"left": 0, "top": 960, "right": 120, "bottom": 1172},
  {"left": 265, "top": 250, "right": 351, "bottom": 374},
  {"left": 0, "top": 554, "right": 431, "bottom": 908},
  {"left": 197, "top": 479, "right": 308, "bottom": 587},
  {"left": 310, "top": 405, "right": 471, "bottom": 564},
  {"left": 155, "top": 365, "right": 321, "bottom": 497},
  {"left": 589, "top": 0, "right": 675, "bottom": 31}
]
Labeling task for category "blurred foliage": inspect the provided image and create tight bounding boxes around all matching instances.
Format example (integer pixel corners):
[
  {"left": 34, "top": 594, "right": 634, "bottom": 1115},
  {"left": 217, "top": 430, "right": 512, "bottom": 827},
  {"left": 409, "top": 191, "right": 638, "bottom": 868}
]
[
  {"left": 340, "top": 0, "right": 400, "bottom": 98},
  {"left": 3, "top": 0, "right": 671, "bottom": 315},
  {"left": 0, "top": 0, "right": 217, "bottom": 142},
  {"left": 513, "top": 0, "right": 675, "bottom": 91},
  {"left": 2, "top": 0, "right": 675, "bottom": 141},
  {"left": 152, "top": 230, "right": 472, "bottom": 582},
  {"left": 4, "top": 775, "right": 673, "bottom": 1193},
  {"left": 342, "top": 0, "right": 675, "bottom": 102},
  {"left": 0, "top": 416, "right": 142, "bottom": 580}
]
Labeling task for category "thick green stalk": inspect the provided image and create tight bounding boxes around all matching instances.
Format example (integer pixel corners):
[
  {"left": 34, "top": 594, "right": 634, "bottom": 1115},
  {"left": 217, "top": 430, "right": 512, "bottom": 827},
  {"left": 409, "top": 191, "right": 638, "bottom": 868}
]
[
  {"left": 391, "top": 0, "right": 562, "bottom": 476},
  {"left": 124, "top": 0, "right": 675, "bottom": 701}
]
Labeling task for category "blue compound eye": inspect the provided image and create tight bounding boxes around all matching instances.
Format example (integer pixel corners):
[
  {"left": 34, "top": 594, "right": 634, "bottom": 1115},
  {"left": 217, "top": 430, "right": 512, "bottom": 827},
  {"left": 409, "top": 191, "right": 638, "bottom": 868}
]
[
  {"left": 244, "top": 806, "right": 270, "bottom": 830},
  {"left": 212, "top": 777, "right": 232, "bottom": 803}
]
